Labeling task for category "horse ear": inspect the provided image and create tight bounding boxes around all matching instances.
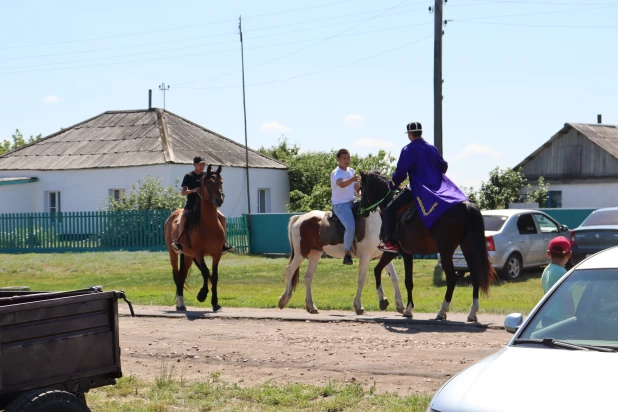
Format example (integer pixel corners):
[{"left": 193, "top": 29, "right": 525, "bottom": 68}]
[
  {"left": 216, "top": 165, "right": 222, "bottom": 174},
  {"left": 359, "top": 170, "right": 366, "bottom": 178},
  {"left": 206, "top": 165, "right": 212, "bottom": 175}
]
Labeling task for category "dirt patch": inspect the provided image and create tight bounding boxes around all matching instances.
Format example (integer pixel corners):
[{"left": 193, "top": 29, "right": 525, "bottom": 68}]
[{"left": 119, "top": 317, "right": 509, "bottom": 395}]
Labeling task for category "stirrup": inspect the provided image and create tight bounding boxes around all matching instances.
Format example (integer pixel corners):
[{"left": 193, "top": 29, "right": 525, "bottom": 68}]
[{"left": 171, "top": 242, "right": 183, "bottom": 255}]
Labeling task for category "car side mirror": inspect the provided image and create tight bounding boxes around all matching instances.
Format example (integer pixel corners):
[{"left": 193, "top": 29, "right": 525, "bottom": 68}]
[
  {"left": 560, "top": 224, "right": 568, "bottom": 232},
  {"left": 504, "top": 313, "right": 523, "bottom": 334}
]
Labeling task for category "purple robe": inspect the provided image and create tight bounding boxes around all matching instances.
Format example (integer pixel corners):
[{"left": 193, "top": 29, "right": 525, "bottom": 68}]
[{"left": 389, "top": 138, "right": 468, "bottom": 229}]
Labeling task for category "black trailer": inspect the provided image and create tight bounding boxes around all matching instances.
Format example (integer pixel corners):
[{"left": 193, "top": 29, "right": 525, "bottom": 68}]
[{"left": 0, "top": 286, "right": 134, "bottom": 411}]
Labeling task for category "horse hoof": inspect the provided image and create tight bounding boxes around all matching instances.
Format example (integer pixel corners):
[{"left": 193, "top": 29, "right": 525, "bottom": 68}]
[
  {"left": 435, "top": 314, "right": 447, "bottom": 321},
  {"left": 278, "top": 295, "right": 289, "bottom": 309},
  {"left": 355, "top": 308, "right": 366, "bottom": 316},
  {"left": 197, "top": 290, "right": 208, "bottom": 303},
  {"left": 176, "top": 306, "right": 187, "bottom": 312},
  {"left": 213, "top": 304, "right": 222, "bottom": 312},
  {"left": 402, "top": 312, "right": 413, "bottom": 318},
  {"left": 379, "top": 299, "right": 389, "bottom": 311},
  {"left": 467, "top": 316, "right": 478, "bottom": 323},
  {"left": 306, "top": 307, "right": 319, "bottom": 314},
  {"left": 396, "top": 305, "right": 406, "bottom": 314}
]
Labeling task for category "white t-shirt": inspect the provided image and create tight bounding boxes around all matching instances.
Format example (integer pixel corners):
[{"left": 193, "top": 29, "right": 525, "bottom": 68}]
[{"left": 331, "top": 166, "right": 356, "bottom": 205}]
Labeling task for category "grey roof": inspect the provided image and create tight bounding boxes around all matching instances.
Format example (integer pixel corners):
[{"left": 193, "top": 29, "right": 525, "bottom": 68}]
[
  {"left": 515, "top": 122, "right": 618, "bottom": 169},
  {"left": 0, "top": 109, "right": 287, "bottom": 171}
]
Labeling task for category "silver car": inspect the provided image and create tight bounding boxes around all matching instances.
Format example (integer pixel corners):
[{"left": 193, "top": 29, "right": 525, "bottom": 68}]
[
  {"left": 441, "top": 209, "right": 569, "bottom": 280},
  {"left": 427, "top": 246, "right": 618, "bottom": 412}
]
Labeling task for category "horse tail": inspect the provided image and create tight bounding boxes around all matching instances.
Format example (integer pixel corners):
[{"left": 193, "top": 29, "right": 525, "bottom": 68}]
[
  {"left": 287, "top": 214, "right": 301, "bottom": 292},
  {"left": 467, "top": 202, "right": 496, "bottom": 295}
]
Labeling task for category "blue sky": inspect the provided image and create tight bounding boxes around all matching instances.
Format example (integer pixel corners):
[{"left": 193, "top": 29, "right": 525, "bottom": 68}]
[{"left": 2, "top": 0, "right": 617, "bottom": 189}]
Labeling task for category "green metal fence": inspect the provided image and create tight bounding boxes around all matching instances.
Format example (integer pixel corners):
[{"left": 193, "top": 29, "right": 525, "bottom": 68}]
[{"left": 0, "top": 210, "right": 250, "bottom": 254}]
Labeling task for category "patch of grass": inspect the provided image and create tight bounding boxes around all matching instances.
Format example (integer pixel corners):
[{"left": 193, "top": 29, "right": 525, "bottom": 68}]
[
  {"left": 86, "top": 375, "right": 433, "bottom": 412},
  {"left": 0, "top": 252, "right": 545, "bottom": 314}
]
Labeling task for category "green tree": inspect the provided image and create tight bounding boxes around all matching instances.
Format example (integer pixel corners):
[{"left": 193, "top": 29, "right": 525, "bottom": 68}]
[
  {"left": 526, "top": 176, "right": 550, "bottom": 208},
  {"left": 0, "top": 129, "right": 43, "bottom": 155},
  {"left": 259, "top": 138, "right": 396, "bottom": 212},
  {"left": 477, "top": 167, "right": 528, "bottom": 210},
  {"left": 104, "top": 176, "right": 184, "bottom": 211}
]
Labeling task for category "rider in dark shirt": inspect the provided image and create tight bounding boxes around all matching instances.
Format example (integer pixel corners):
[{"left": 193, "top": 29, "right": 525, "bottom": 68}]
[{"left": 171, "top": 156, "right": 234, "bottom": 255}]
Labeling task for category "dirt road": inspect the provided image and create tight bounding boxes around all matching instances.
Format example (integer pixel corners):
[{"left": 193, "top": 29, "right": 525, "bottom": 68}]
[{"left": 119, "top": 316, "right": 510, "bottom": 395}]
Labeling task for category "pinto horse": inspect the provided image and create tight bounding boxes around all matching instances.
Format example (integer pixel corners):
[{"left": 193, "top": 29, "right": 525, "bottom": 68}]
[
  {"left": 278, "top": 209, "right": 405, "bottom": 315},
  {"left": 164, "top": 165, "right": 226, "bottom": 312},
  {"left": 359, "top": 171, "right": 496, "bottom": 322}
]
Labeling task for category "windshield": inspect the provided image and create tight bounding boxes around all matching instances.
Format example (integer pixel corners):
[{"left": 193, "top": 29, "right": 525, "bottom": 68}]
[
  {"left": 518, "top": 269, "right": 618, "bottom": 348},
  {"left": 582, "top": 210, "right": 618, "bottom": 227},
  {"left": 483, "top": 215, "right": 508, "bottom": 231}
]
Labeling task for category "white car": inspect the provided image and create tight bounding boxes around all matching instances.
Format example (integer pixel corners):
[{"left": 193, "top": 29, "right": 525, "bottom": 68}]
[{"left": 427, "top": 246, "right": 618, "bottom": 412}]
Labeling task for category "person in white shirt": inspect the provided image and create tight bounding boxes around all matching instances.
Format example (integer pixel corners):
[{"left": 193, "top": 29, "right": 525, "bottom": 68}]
[{"left": 331, "top": 148, "right": 361, "bottom": 265}]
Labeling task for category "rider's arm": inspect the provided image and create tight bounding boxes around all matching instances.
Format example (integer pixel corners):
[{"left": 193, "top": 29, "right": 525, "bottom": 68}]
[
  {"left": 336, "top": 174, "right": 360, "bottom": 188},
  {"left": 389, "top": 147, "right": 415, "bottom": 190},
  {"left": 436, "top": 149, "right": 448, "bottom": 173},
  {"left": 180, "top": 186, "right": 197, "bottom": 196},
  {"left": 354, "top": 182, "right": 361, "bottom": 196}
]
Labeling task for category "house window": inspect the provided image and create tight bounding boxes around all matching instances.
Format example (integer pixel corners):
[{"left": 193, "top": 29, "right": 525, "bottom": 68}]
[
  {"left": 258, "top": 188, "right": 271, "bottom": 214},
  {"left": 45, "top": 191, "right": 61, "bottom": 213},
  {"left": 547, "top": 191, "right": 562, "bottom": 209},
  {"left": 109, "top": 188, "right": 126, "bottom": 202}
]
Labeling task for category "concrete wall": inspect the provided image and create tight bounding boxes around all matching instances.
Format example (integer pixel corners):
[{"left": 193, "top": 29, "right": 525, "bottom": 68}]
[
  {"left": 0, "top": 165, "right": 289, "bottom": 217},
  {"left": 528, "top": 181, "right": 618, "bottom": 209},
  {"left": 0, "top": 182, "right": 38, "bottom": 213}
]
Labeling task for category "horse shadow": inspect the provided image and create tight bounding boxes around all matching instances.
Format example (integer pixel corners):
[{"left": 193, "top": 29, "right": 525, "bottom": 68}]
[
  {"left": 381, "top": 322, "right": 489, "bottom": 335},
  {"left": 162, "top": 309, "right": 217, "bottom": 321}
]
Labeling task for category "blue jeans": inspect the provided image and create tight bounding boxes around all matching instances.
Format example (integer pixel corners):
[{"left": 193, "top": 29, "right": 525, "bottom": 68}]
[{"left": 333, "top": 201, "right": 356, "bottom": 252}]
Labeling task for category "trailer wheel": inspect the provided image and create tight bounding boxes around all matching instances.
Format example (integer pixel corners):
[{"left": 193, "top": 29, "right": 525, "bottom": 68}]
[{"left": 6, "top": 389, "right": 90, "bottom": 412}]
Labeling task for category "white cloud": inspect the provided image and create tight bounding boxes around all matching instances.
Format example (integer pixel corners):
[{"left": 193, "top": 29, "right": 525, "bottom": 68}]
[
  {"left": 354, "top": 138, "right": 395, "bottom": 150},
  {"left": 343, "top": 114, "right": 365, "bottom": 128},
  {"left": 41, "top": 95, "right": 60, "bottom": 104},
  {"left": 451, "top": 144, "right": 503, "bottom": 161},
  {"left": 259, "top": 121, "right": 291, "bottom": 133}
]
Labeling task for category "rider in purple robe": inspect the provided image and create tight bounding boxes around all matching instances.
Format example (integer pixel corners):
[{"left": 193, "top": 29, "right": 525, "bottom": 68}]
[{"left": 379, "top": 122, "right": 468, "bottom": 253}]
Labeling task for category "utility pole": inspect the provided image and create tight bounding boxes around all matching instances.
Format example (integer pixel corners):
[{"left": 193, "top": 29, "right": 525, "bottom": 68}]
[
  {"left": 433, "top": 0, "right": 444, "bottom": 155},
  {"left": 159, "top": 82, "right": 170, "bottom": 110},
  {"left": 239, "top": 16, "right": 252, "bottom": 215}
]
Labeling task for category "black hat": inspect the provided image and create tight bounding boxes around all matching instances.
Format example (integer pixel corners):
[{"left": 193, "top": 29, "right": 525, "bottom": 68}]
[
  {"left": 193, "top": 156, "right": 206, "bottom": 164},
  {"left": 405, "top": 122, "right": 422, "bottom": 133}
]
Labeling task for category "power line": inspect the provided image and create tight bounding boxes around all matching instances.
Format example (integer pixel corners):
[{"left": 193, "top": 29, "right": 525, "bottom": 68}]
[
  {"left": 0, "top": 0, "right": 369, "bottom": 51},
  {"left": 0, "top": 20, "right": 432, "bottom": 75},
  {"left": 175, "top": 35, "right": 432, "bottom": 90},
  {"left": 452, "top": 4, "right": 618, "bottom": 21},
  {"left": 176, "top": 0, "right": 414, "bottom": 86}
]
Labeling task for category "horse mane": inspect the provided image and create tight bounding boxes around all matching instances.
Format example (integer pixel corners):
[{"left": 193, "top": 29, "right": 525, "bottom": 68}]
[{"left": 365, "top": 170, "right": 390, "bottom": 188}]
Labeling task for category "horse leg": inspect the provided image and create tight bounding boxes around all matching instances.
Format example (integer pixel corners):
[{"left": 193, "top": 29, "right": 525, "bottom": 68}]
[
  {"left": 437, "top": 251, "right": 457, "bottom": 321},
  {"left": 175, "top": 254, "right": 193, "bottom": 311},
  {"left": 194, "top": 257, "right": 210, "bottom": 303},
  {"left": 385, "top": 261, "right": 405, "bottom": 314},
  {"left": 211, "top": 254, "right": 222, "bottom": 312},
  {"left": 461, "top": 240, "right": 480, "bottom": 322},
  {"left": 353, "top": 254, "right": 371, "bottom": 315},
  {"left": 401, "top": 252, "right": 415, "bottom": 318},
  {"left": 278, "top": 252, "right": 305, "bottom": 309},
  {"left": 373, "top": 253, "right": 393, "bottom": 311},
  {"left": 304, "top": 250, "right": 322, "bottom": 314}
]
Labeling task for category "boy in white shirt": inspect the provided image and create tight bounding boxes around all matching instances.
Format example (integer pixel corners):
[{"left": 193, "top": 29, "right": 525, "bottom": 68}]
[{"left": 331, "top": 148, "right": 360, "bottom": 265}]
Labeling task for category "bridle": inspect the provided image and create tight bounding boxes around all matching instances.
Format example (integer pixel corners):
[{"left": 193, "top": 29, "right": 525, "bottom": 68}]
[
  {"left": 360, "top": 173, "right": 396, "bottom": 215},
  {"left": 196, "top": 174, "right": 224, "bottom": 207}
]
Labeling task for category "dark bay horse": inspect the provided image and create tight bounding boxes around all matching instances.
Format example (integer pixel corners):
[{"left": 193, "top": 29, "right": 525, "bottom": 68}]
[
  {"left": 359, "top": 171, "right": 496, "bottom": 321},
  {"left": 164, "top": 165, "right": 226, "bottom": 312}
]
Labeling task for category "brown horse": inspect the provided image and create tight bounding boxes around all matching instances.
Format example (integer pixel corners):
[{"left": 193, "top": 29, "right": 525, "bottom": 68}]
[
  {"left": 359, "top": 171, "right": 496, "bottom": 322},
  {"left": 164, "top": 165, "right": 226, "bottom": 312}
]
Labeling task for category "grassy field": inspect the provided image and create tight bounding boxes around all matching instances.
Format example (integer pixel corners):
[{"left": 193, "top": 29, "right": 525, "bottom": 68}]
[
  {"left": 87, "top": 374, "right": 432, "bottom": 412},
  {"left": 0, "top": 252, "right": 545, "bottom": 314}
]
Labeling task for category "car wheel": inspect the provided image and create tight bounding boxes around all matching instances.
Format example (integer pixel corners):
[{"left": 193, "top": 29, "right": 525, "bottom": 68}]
[{"left": 500, "top": 254, "right": 523, "bottom": 281}]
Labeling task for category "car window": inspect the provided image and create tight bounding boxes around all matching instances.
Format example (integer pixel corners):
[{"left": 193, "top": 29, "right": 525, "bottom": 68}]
[
  {"left": 533, "top": 213, "right": 559, "bottom": 234},
  {"left": 483, "top": 215, "right": 507, "bottom": 231},
  {"left": 516, "top": 214, "right": 538, "bottom": 235},
  {"left": 582, "top": 210, "right": 618, "bottom": 227},
  {"left": 519, "top": 269, "right": 618, "bottom": 347}
]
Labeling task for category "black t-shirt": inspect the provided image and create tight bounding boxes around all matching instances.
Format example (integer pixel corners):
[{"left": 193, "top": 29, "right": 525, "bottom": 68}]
[{"left": 181, "top": 171, "right": 205, "bottom": 206}]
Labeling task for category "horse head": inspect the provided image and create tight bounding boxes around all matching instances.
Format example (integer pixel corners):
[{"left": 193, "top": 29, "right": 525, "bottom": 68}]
[
  {"left": 359, "top": 170, "right": 390, "bottom": 217},
  {"left": 202, "top": 164, "right": 225, "bottom": 208}
]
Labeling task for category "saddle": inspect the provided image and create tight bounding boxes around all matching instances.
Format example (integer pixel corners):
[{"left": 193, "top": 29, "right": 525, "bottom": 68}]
[
  {"left": 379, "top": 201, "right": 418, "bottom": 242},
  {"left": 319, "top": 202, "right": 366, "bottom": 248}
]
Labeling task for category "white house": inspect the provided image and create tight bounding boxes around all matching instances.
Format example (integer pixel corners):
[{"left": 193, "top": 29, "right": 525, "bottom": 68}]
[
  {"left": 0, "top": 109, "right": 289, "bottom": 217},
  {"left": 516, "top": 122, "right": 618, "bottom": 209}
]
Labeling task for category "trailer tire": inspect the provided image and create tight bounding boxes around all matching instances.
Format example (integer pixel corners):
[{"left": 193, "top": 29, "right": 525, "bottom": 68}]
[{"left": 6, "top": 389, "right": 90, "bottom": 412}]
